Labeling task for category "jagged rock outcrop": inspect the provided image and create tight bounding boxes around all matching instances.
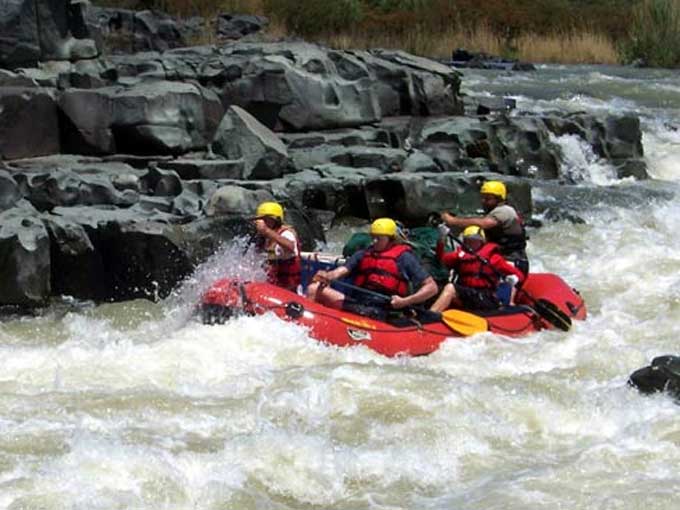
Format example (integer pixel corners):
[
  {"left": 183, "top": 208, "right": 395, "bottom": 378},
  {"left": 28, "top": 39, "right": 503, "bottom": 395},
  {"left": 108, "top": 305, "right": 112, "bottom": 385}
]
[
  {"left": 211, "top": 105, "right": 291, "bottom": 179},
  {"left": 0, "top": 0, "right": 97, "bottom": 69},
  {"left": 0, "top": 87, "right": 60, "bottom": 160},
  {"left": 0, "top": 203, "right": 51, "bottom": 305},
  {"left": 59, "top": 80, "right": 224, "bottom": 155}
]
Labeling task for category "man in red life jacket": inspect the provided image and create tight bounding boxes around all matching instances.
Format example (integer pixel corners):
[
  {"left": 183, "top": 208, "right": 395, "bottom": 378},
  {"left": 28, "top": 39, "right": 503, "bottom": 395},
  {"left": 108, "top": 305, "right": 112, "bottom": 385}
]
[
  {"left": 440, "top": 180, "right": 529, "bottom": 276},
  {"left": 307, "top": 218, "right": 438, "bottom": 317},
  {"left": 253, "top": 201, "right": 302, "bottom": 293},
  {"left": 430, "top": 225, "right": 525, "bottom": 312}
]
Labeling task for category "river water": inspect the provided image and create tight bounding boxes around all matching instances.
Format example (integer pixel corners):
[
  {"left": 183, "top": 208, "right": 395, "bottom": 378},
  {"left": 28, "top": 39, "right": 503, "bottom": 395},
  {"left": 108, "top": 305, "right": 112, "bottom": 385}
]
[{"left": 1, "top": 66, "right": 680, "bottom": 509}]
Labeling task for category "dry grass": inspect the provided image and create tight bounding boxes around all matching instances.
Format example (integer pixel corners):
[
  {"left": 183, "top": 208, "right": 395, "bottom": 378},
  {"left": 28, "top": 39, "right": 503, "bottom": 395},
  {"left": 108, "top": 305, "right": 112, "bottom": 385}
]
[
  {"left": 307, "top": 24, "right": 617, "bottom": 64},
  {"left": 515, "top": 31, "right": 618, "bottom": 64},
  {"left": 320, "top": 24, "right": 505, "bottom": 59}
]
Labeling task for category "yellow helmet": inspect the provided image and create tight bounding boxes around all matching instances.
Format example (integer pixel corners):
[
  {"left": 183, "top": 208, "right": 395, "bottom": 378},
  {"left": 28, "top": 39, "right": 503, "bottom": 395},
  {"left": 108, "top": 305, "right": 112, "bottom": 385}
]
[
  {"left": 480, "top": 180, "right": 507, "bottom": 200},
  {"left": 462, "top": 225, "right": 485, "bottom": 240},
  {"left": 256, "top": 201, "right": 284, "bottom": 220},
  {"left": 370, "top": 218, "right": 398, "bottom": 237}
]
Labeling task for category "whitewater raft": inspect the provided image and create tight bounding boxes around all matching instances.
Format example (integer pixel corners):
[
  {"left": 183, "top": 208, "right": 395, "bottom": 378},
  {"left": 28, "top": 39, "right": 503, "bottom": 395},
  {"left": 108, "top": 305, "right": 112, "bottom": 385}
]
[{"left": 200, "top": 253, "right": 586, "bottom": 357}]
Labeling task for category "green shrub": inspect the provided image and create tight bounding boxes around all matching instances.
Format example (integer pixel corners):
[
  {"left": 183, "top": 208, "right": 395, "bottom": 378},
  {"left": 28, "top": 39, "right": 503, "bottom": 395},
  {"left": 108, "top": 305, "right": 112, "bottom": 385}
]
[{"left": 620, "top": 0, "right": 680, "bottom": 66}]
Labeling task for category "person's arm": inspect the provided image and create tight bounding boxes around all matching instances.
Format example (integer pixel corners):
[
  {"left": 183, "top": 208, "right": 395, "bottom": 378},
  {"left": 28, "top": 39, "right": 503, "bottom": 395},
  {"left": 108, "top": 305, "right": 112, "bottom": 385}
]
[
  {"left": 255, "top": 220, "right": 296, "bottom": 253},
  {"left": 440, "top": 212, "right": 499, "bottom": 231},
  {"left": 313, "top": 251, "right": 362, "bottom": 284},
  {"left": 391, "top": 276, "right": 438, "bottom": 308},
  {"left": 490, "top": 254, "right": 525, "bottom": 284},
  {"left": 390, "top": 252, "right": 438, "bottom": 309}
]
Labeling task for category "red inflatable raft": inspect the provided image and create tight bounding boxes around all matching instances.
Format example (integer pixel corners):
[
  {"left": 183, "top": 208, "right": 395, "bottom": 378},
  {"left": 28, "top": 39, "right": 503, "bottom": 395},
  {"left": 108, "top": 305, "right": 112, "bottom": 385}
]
[{"left": 200, "top": 272, "right": 586, "bottom": 357}]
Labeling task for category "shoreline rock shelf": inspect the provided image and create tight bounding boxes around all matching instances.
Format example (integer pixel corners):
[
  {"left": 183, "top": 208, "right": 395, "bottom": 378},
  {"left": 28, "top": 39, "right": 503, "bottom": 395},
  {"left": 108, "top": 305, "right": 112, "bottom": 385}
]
[{"left": 0, "top": 1, "right": 648, "bottom": 307}]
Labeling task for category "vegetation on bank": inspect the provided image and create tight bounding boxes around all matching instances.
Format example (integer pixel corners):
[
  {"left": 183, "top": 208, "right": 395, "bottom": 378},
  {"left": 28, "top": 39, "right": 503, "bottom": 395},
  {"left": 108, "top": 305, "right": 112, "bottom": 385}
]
[{"left": 95, "top": 0, "right": 680, "bottom": 67}]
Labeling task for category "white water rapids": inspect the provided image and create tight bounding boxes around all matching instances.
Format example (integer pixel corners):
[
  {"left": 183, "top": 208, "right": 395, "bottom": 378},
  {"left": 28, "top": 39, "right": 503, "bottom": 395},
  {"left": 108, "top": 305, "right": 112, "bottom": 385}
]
[{"left": 1, "top": 66, "right": 680, "bottom": 509}]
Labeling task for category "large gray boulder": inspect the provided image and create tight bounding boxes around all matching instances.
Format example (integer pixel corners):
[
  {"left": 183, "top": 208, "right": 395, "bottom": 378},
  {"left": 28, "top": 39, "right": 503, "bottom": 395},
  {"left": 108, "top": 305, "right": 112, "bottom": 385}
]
[
  {"left": 204, "top": 185, "right": 273, "bottom": 217},
  {"left": 360, "top": 49, "right": 462, "bottom": 117},
  {"left": 203, "top": 42, "right": 382, "bottom": 131},
  {"left": 216, "top": 14, "right": 268, "bottom": 40},
  {"left": 0, "top": 0, "right": 97, "bottom": 69},
  {"left": 0, "top": 87, "right": 60, "bottom": 160},
  {"left": 59, "top": 81, "right": 224, "bottom": 155},
  {"left": 270, "top": 166, "right": 382, "bottom": 218},
  {"left": 43, "top": 214, "right": 106, "bottom": 300},
  {"left": 0, "top": 203, "right": 51, "bottom": 305},
  {"left": 0, "top": 170, "right": 22, "bottom": 210},
  {"left": 212, "top": 105, "right": 291, "bottom": 179},
  {"left": 85, "top": 7, "right": 185, "bottom": 55}
]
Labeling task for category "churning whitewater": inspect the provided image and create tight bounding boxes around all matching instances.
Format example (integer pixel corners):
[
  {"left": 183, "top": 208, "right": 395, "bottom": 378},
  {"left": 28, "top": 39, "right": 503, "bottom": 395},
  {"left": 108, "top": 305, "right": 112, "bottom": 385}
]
[{"left": 1, "top": 66, "right": 680, "bottom": 509}]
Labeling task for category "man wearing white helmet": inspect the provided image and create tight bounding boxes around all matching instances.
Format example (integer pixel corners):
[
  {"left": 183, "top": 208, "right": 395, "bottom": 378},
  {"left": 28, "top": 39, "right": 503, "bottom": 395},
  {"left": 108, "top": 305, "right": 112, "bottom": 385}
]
[{"left": 440, "top": 180, "right": 529, "bottom": 276}]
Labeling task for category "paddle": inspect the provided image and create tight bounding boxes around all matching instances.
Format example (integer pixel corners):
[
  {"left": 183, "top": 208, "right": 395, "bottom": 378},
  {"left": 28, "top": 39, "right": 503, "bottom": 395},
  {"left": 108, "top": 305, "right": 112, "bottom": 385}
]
[
  {"left": 447, "top": 234, "right": 572, "bottom": 332},
  {"left": 328, "top": 278, "right": 488, "bottom": 336}
]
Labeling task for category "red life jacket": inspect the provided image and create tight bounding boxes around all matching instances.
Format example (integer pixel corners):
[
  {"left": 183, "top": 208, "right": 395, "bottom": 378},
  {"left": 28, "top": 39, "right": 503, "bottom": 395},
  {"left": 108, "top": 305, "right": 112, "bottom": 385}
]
[
  {"left": 456, "top": 243, "right": 501, "bottom": 290},
  {"left": 354, "top": 244, "right": 411, "bottom": 297},
  {"left": 264, "top": 225, "right": 301, "bottom": 291}
]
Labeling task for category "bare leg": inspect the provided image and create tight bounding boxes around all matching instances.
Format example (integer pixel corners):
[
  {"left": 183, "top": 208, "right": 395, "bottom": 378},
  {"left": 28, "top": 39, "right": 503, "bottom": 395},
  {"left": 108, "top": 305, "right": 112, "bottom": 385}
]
[
  {"left": 430, "top": 283, "right": 458, "bottom": 312},
  {"left": 307, "top": 282, "right": 346, "bottom": 310}
]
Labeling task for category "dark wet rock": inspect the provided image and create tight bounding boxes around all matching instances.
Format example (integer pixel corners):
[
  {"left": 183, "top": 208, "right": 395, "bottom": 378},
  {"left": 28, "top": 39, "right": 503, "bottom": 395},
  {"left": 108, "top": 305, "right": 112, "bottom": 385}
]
[
  {"left": 270, "top": 166, "right": 382, "bottom": 218},
  {"left": 0, "top": 0, "right": 97, "bottom": 69},
  {"left": 43, "top": 214, "right": 106, "bottom": 300},
  {"left": 614, "top": 159, "right": 648, "bottom": 180},
  {"left": 0, "top": 87, "right": 60, "bottom": 160},
  {"left": 0, "top": 69, "right": 38, "bottom": 87},
  {"left": 216, "top": 14, "right": 268, "bottom": 40},
  {"left": 464, "top": 96, "right": 516, "bottom": 116},
  {"left": 212, "top": 105, "right": 291, "bottom": 179},
  {"left": 0, "top": 203, "right": 51, "bottom": 305},
  {"left": 449, "top": 48, "right": 536, "bottom": 71},
  {"left": 59, "top": 81, "right": 224, "bottom": 156},
  {"left": 55, "top": 59, "right": 117, "bottom": 89},
  {"left": 490, "top": 116, "right": 560, "bottom": 179},
  {"left": 0, "top": 170, "right": 22, "bottom": 211},
  {"left": 629, "top": 355, "right": 680, "bottom": 401},
  {"left": 159, "top": 158, "right": 244, "bottom": 180},
  {"left": 541, "top": 208, "right": 586, "bottom": 225},
  {"left": 289, "top": 145, "right": 406, "bottom": 172},
  {"left": 543, "top": 113, "right": 644, "bottom": 161},
  {"left": 12, "top": 168, "right": 139, "bottom": 211},
  {"left": 140, "top": 165, "right": 183, "bottom": 197},
  {"left": 362, "top": 172, "right": 532, "bottom": 223},
  {"left": 86, "top": 7, "right": 185, "bottom": 54},
  {"left": 46, "top": 205, "right": 191, "bottom": 300}
]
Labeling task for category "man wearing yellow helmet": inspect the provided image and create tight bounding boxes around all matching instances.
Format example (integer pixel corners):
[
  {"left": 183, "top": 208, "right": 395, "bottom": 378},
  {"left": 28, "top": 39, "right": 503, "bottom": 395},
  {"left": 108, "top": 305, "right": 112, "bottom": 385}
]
[
  {"left": 253, "top": 201, "right": 302, "bottom": 292},
  {"left": 440, "top": 180, "right": 529, "bottom": 276},
  {"left": 307, "top": 218, "right": 437, "bottom": 317},
  {"left": 430, "top": 225, "right": 525, "bottom": 312}
]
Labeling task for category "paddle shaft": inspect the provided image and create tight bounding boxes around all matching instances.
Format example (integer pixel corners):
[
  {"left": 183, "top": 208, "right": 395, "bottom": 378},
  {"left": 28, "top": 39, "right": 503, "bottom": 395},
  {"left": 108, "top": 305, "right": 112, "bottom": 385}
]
[{"left": 329, "top": 278, "right": 487, "bottom": 335}]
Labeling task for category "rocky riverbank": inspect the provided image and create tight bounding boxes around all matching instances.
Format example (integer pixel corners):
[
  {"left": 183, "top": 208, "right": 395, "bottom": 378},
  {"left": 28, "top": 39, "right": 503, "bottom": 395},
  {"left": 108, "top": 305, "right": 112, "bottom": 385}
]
[{"left": 0, "top": 1, "right": 647, "bottom": 307}]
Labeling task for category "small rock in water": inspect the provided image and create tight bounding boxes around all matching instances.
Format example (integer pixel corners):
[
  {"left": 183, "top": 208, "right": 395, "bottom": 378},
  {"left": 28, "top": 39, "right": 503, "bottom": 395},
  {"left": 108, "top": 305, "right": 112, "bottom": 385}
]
[{"left": 628, "top": 355, "right": 680, "bottom": 401}]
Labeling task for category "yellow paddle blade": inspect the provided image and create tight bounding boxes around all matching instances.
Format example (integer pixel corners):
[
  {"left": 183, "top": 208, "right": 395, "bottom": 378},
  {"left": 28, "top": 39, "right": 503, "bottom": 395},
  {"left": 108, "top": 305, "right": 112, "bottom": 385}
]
[{"left": 441, "top": 309, "right": 488, "bottom": 336}]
